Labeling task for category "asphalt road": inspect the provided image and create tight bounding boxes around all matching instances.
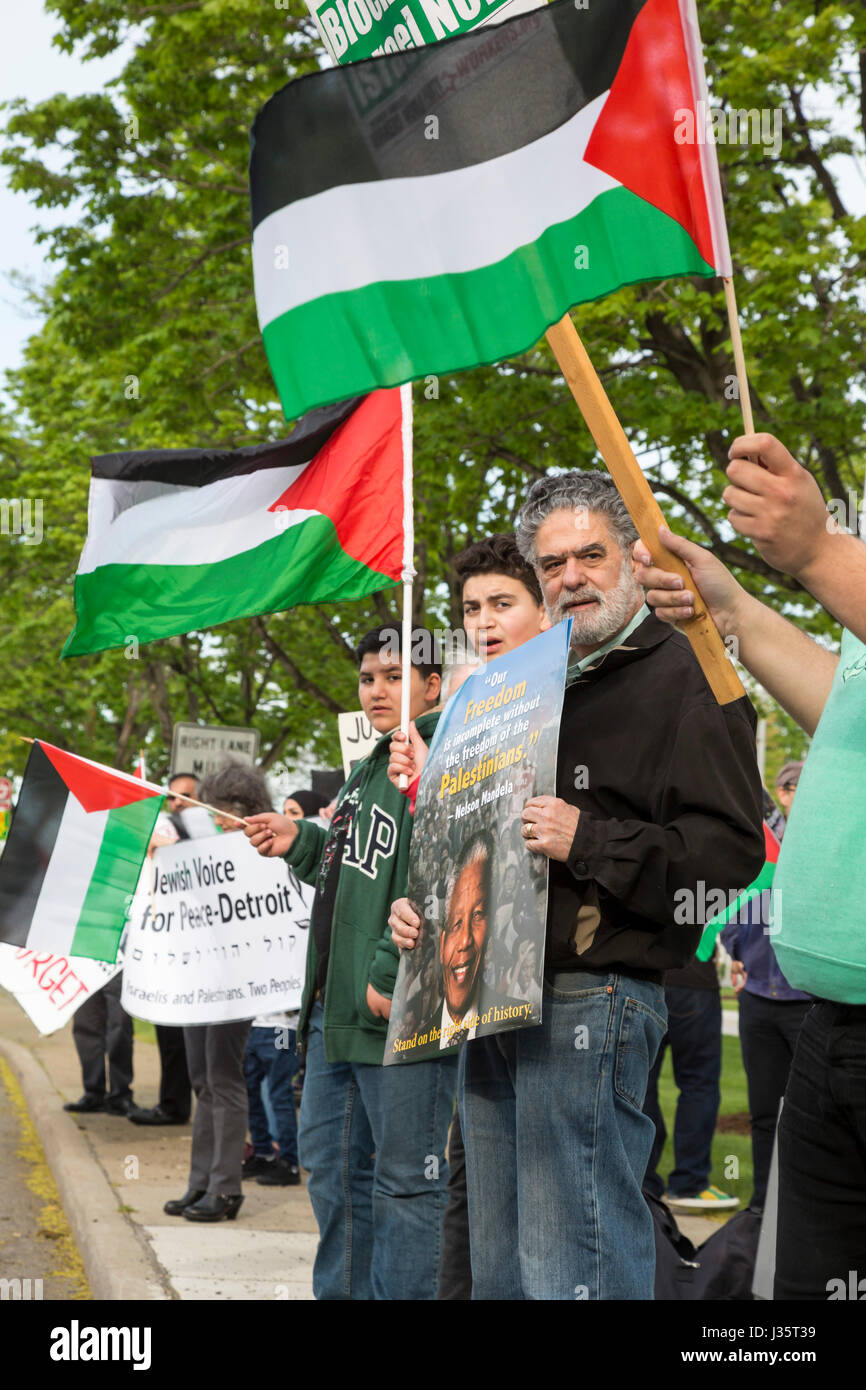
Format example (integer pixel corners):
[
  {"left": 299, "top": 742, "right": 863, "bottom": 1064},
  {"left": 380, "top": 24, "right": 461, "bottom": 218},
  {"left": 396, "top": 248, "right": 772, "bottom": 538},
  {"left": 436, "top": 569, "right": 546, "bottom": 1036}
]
[{"left": 0, "top": 1056, "right": 89, "bottom": 1301}]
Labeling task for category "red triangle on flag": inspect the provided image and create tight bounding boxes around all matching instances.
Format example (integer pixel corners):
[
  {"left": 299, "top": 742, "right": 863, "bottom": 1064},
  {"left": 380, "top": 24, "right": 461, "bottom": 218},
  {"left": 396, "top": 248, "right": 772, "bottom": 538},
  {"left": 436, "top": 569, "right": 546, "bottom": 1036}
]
[
  {"left": 584, "top": 0, "right": 715, "bottom": 270},
  {"left": 763, "top": 821, "right": 781, "bottom": 864},
  {"left": 39, "top": 741, "right": 162, "bottom": 815},
  {"left": 268, "top": 389, "right": 404, "bottom": 583}
]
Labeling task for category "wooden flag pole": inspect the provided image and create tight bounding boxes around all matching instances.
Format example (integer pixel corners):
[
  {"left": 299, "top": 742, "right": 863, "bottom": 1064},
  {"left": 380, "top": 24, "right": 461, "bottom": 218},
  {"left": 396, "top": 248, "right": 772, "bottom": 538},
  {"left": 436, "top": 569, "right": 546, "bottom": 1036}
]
[
  {"left": 544, "top": 314, "right": 745, "bottom": 705},
  {"left": 722, "top": 277, "right": 754, "bottom": 436}
]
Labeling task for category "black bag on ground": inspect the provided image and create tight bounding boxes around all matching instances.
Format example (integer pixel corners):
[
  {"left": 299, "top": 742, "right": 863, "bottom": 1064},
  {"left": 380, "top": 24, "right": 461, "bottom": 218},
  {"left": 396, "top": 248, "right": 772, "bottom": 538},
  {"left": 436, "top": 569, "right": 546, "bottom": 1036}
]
[{"left": 646, "top": 1189, "right": 763, "bottom": 1300}]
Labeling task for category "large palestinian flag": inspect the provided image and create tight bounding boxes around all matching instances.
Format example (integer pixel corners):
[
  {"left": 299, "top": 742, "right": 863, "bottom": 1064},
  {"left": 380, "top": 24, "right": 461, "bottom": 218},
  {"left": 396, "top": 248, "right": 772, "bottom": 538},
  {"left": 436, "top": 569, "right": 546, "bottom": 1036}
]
[
  {"left": 64, "top": 390, "right": 407, "bottom": 656},
  {"left": 250, "top": 0, "right": 731, "bottom": 422},
  {"left": 0, "top": 742, "right": 164, "bottom": 963}
]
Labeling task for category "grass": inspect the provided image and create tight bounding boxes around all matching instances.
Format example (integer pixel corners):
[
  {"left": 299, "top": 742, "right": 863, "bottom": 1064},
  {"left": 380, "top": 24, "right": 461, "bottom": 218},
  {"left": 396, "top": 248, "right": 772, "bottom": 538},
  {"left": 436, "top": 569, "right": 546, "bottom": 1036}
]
[
  {"left": 654, "top": 1031, "right": 753, "bottom": 1215},
  {"left": 132, "top": 1018, "right": 157, "bottom": 1045}
]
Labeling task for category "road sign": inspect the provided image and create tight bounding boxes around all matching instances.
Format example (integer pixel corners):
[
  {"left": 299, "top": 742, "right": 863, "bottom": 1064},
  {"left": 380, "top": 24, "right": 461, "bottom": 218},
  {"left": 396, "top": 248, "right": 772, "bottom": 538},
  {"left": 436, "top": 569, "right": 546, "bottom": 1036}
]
[{"left": 170, "top": 723, "right": 261, "bottom": 780}]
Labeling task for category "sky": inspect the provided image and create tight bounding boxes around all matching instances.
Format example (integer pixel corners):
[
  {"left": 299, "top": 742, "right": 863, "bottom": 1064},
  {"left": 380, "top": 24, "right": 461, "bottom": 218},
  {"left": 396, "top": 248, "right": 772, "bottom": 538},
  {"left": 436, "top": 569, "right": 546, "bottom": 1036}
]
[{"left": 0, "top": 6, "right": 128, "bottom": 386}]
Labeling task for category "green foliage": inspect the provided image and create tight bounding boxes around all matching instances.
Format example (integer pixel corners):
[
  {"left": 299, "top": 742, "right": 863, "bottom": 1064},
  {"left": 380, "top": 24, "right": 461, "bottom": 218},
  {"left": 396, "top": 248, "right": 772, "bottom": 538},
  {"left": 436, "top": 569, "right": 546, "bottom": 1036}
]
[{"left": 0, "top": 0, "right": 863, "bottom": 779}]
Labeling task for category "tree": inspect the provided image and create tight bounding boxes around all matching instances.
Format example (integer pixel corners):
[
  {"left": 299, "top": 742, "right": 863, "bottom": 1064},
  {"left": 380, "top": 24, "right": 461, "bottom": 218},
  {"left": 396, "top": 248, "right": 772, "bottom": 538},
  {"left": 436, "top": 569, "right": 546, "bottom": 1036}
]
[{"left": 1, "top": 0, "right": 863, "bottom": 781}]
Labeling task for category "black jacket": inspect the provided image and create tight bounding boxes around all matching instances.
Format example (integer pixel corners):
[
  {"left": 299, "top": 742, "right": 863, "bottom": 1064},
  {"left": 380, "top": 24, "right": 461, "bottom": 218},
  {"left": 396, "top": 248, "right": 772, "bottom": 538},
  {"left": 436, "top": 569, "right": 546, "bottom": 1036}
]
[{"left": 548, "top": 613, "right": 765, "bottom": 981}]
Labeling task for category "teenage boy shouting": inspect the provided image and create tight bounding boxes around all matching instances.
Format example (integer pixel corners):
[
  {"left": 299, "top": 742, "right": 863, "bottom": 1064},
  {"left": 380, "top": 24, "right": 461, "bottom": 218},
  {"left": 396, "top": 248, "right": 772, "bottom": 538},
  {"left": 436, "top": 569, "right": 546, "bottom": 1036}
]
[{"left": 388, "top": 533, "right": 548, "bottom": 1300}]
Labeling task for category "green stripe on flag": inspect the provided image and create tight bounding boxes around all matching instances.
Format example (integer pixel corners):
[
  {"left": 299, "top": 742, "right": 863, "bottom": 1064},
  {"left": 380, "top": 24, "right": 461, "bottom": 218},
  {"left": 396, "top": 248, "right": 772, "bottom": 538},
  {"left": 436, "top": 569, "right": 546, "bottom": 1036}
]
[
  {"left": 64, "top": 514, "right": 396, "bottom": 657},
  {"left": 70, "top": 796, "right": 164, "bottom": 961},
  {"left": 696, "top": 860, "right": 777, "bottom": 962},
  {"left": 261, "top": 188, "right": 714, "bottom": 420}
]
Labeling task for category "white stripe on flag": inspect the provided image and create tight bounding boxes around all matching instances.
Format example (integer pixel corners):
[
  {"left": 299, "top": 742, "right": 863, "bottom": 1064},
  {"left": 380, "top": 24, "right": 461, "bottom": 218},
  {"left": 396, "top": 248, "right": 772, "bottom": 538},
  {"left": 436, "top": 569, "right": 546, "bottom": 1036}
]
[
  {"left": 77, "top": 472, "right": 321, "bottom": 574},
  {"left": 253, "top": 93, "right": 618, "bottom": 330},
  {"left": 27, "top": 796, "right": 108, "bottom": 953}
]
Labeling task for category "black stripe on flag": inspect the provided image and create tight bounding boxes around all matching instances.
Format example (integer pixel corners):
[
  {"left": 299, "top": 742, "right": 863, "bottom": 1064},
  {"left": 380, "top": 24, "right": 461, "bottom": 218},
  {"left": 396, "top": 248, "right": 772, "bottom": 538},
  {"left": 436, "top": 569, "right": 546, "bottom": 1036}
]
[
  {"left": 0, "top": 743, "right": 68, "bottom": 947},
  {"left": 250, "top": 0, "right": 648, "bottom": 230},
  {"left": 91, "top": 394, "right": 363, "bottom": 486}
]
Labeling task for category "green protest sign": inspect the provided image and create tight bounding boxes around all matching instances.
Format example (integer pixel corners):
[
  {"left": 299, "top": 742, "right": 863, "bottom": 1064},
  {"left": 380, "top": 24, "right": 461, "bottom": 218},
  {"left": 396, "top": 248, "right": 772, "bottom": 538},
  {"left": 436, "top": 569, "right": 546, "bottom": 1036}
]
[{"left": 307, "top": 0, "right": 541, "bottom": 64}]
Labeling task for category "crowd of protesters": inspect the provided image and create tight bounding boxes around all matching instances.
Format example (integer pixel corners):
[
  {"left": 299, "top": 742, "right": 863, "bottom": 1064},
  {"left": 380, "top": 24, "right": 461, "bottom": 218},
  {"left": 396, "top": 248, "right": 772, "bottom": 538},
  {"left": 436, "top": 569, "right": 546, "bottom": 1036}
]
[{"left": 50, "top": 430, "right": 865, "bottom": 1300}]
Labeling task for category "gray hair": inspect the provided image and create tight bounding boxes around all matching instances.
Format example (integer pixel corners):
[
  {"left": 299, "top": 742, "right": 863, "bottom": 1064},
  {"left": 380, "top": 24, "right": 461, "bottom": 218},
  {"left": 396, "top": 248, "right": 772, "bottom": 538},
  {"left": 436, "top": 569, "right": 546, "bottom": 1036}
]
[
  {"left": 199, "top": 760, "right": 273, "bottom": 820},
  {"left": 444, "top": 829, "right": 493, "bottom": 927},
  {"left": 514, "top": 471, "right": 638, "bottom": 566}
]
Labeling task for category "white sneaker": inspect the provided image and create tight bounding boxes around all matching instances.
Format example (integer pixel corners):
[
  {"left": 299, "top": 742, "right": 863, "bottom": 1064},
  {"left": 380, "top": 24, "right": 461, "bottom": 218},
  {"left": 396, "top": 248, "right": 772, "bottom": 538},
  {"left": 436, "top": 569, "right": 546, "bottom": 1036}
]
[{"left": 667, "top": 1186, "right": 740, "bottom": 1211}]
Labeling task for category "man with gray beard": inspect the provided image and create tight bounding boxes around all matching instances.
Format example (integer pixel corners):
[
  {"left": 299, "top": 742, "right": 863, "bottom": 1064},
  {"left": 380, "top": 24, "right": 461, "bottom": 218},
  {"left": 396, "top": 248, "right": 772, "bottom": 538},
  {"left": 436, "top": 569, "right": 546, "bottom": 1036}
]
[{"left": 455, "top": 471, "right": 764, "bottom": 1299}]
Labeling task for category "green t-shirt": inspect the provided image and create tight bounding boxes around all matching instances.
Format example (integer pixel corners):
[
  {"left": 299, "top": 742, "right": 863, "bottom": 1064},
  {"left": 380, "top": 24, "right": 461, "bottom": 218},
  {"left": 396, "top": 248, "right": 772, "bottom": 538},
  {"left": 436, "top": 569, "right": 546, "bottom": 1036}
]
[{"left": 772, "top": 628, "right": 866, "bottom": 1002}]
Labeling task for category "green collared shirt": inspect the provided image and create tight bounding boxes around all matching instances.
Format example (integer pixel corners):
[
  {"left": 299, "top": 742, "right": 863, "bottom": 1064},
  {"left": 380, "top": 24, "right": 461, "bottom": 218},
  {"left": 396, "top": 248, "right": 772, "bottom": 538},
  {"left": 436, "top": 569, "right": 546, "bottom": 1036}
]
[{"left": 565, "top": 603, "right": 650, "bottom": 686}]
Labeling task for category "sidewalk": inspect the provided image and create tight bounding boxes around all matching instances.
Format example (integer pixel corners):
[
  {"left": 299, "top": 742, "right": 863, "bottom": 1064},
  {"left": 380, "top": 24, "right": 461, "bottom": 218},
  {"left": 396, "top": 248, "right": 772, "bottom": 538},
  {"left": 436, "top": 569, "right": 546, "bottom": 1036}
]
[
  {"left": 0, "top": 993, "right": 316, "bottom": 1301},
  {"left": 0, "top": 990, "right": 727, "bottom": 1299}
]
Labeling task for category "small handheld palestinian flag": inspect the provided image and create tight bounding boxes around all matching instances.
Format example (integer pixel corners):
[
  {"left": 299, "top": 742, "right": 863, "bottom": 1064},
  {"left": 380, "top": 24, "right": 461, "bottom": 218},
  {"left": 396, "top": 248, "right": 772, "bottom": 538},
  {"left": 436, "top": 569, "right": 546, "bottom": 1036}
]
[
  {"left": 64, "top": 390, "right": 407, "bottom": 656},
  {"left": 250, "top": 0, "right": 731, "bottom": 421},
  {"left": 0, "top": 742, "right": 165, "bottom": 963},
  {"left": 696, "top": 821, "right": 782, "bottom": 962}
]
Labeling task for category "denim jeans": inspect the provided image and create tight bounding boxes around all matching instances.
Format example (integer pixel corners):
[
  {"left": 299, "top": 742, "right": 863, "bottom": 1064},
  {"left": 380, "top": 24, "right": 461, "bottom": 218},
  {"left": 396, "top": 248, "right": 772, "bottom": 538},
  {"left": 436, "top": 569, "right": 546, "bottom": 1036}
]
[
  {"left": 245, "top": 1026, "right": 300, "bottom": 1164},
  {"left": 298, "top": 1000, "right": 458, "bottom": 1300},
  {"left": 643, "top": 985, "right": 721, "bottom": 1198},
  {"left": 460, "top": 968, "right": 666, "bottom": 1300},
  {"left": 775, "top": 1000, "right": 866, "bottom": 1299}
]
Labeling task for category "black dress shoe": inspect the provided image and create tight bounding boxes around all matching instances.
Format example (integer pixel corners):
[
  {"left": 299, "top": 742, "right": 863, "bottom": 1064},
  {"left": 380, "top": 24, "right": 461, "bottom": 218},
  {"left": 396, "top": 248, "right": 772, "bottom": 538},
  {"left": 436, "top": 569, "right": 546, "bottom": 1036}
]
[
  {"left": 164, "top": 1188, "right": 206, "bottom": 1216},
  {"left": 183, "top": 1193, "right": 244, "bottom": 1222},
  {"left": 63, "top": 1094, "right": 105, "bottom": 1113},
  {"left": 256, "top": 1158, "right": 301, "bottom": 1187},
  {"left": 128, "top": 1104, "right": 189, "bottom": 1126},
  {"left": 105, "top": 1096, "right": 134, "bottom": 1116}
]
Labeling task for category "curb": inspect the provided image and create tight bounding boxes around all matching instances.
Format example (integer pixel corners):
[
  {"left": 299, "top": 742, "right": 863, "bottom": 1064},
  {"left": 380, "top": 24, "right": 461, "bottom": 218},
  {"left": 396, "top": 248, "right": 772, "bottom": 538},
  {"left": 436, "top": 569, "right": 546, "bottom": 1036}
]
[{"left": 0, "top": 1035, "right": 172, "bottom": 1302}]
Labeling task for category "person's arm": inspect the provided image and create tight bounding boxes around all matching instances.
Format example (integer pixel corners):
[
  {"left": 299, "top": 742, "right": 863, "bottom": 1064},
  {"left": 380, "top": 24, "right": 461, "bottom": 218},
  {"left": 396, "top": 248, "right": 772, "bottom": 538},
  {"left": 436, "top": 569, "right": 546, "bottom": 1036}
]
[
  {"left": 243, "top": 813, "right": 328, "bottom": 886},
  {"left": 633, "top": 530, "right": 837, "bottom": 737},
  {"left": 724, "top": 433, "right": 866, "bottom": 645},
  {"left": 366, "top": 792, "right": 417, "bottom": 1019}
]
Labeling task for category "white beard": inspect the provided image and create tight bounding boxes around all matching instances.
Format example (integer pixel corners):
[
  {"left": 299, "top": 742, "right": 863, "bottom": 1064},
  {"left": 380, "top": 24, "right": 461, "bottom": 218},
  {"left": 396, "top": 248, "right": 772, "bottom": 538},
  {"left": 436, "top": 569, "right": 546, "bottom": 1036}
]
[{"left": 547, "top": 565, "right": 643, "bottom": 651}]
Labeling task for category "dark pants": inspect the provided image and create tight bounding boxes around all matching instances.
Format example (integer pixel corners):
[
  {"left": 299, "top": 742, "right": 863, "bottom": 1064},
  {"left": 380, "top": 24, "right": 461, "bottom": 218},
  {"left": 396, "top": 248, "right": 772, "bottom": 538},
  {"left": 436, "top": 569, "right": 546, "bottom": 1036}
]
[
  {"left": 643, "top": 985, "right": 721, "bottom": 1198},
  {"left": 437, "top": 1108, "right": 472, "bottom": 1300},
  {"left": 245, "top": 1026, "right": 300, "bottom": 1165},
  {"left": 775, "top": 1000, "right": 866, "bottom": 1299},
  {"left": 184, "top": 1021, "right": 251, "bottom": 1196},
  {"left": 737, "top": 989, "right": 811, "bottom": 1210},
  {"left": 71, "top": 974, "right": 133, "bottom": 1104},
  {"left": 155, "top": 1024, "right": 191, "bottom": 1121}
]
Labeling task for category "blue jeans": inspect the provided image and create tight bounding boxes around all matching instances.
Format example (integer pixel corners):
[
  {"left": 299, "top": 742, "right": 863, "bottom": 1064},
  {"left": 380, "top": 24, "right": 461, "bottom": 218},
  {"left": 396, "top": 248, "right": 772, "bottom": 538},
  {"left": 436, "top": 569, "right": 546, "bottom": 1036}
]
[
  {"left": 298, "top": 1001, "right": 458, "bottom": 1300},
  {"left": 643, "top": 986, "right": 721, "bottom": 1198},
  {"left": 460, "top": 969, "right": 666, "bottom": 1300},
  {"left": 244, "top": 1026, "right": 300, "bottom": 1164}
]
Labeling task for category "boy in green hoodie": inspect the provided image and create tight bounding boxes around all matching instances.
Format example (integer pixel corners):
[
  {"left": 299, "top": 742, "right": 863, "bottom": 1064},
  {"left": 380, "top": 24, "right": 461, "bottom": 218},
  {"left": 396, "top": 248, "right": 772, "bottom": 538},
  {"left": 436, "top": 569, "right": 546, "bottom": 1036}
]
[{"left": 245, "top": 625, "right": 455, "bottom": 1300}]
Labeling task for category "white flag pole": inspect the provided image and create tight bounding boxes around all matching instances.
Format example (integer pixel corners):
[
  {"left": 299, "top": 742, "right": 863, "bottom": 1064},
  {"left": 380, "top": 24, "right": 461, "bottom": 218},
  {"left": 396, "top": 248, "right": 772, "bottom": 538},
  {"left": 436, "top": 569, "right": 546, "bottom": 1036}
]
[
  {"left": 682, "top": 0, "right": 754, "bottom": 436},
  {"left": 722, "top": 276, "right": 755, "bottom": 435},
  {"left": 398, "top": 382, "right": 416, "bottom": 791}
]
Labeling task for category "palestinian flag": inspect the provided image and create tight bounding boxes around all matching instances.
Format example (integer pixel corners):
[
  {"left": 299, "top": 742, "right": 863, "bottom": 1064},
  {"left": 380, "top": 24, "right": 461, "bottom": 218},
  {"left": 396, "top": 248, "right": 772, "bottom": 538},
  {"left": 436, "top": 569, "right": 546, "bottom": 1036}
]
[
  {"left": 64, "top": 390, "right": 407, "bottom": 656},
  {"left": 696, "top": 821, "right": 781, "bottom": 961},
  {"left": 250, "top": 0, "right": 731, "bottom": 422},
  {"left": 0, "top": 742, "right": 164, "bottom": 963}
]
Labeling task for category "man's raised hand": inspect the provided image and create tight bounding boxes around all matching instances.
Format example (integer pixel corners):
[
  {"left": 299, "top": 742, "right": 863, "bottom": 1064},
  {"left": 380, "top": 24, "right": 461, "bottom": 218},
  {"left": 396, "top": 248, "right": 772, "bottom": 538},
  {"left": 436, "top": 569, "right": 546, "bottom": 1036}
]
[
  {"left": 243, "top": 812, "right": 298, "bottom": 858},
  {"left": 724, "top": 433, "right": 829, "bottom": 578},
  {"left": 633, "top": 528, "right": 746, "bottom": 639}
]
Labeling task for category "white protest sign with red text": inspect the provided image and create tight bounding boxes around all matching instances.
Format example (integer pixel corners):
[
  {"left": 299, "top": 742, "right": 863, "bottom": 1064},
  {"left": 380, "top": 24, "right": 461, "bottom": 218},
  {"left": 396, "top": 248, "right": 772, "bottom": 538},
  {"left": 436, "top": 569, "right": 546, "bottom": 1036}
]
[{"left": 0, "top": 943, "right": 122, "bottom": 1035}]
